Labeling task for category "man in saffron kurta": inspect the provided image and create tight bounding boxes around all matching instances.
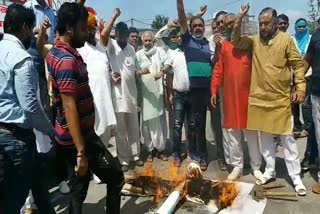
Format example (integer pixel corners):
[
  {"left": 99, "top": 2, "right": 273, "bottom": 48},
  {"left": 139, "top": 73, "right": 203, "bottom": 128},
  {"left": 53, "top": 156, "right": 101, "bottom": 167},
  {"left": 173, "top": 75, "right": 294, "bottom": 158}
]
[
  {"left": 210, "top": 13, "right": 262, "bottom": 181},
  {"left": 232, "top": 4, "right": 307, "bottom": 195}
]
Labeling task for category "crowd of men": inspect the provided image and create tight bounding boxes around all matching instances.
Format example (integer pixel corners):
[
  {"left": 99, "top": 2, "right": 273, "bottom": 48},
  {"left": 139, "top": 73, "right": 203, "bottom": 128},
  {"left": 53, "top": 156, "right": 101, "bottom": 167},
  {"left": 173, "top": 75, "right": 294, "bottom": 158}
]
[{"left": 0, "top": 0, "right": 320, "bottom": 213}]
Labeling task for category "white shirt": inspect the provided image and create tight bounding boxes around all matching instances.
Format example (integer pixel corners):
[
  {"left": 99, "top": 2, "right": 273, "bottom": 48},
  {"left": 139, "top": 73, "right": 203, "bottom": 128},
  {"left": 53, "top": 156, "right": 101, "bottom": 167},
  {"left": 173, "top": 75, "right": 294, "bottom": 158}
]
[
  {"left": 78, "top": 42, "right": 117, "bottom": 136},
  {"left": 167, "top": 48, "right": 190, "bottom": 92},
  {"left": 106, "top": 39, "right": 138, "bottom": 113}
]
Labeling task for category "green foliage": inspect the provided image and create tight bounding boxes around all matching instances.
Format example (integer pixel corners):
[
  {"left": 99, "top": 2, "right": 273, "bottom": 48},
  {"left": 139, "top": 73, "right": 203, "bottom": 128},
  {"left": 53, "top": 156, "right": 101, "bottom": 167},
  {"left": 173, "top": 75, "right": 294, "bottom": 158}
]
[{"left": 151, "top": 15, "right": 169, "bottom": 30}]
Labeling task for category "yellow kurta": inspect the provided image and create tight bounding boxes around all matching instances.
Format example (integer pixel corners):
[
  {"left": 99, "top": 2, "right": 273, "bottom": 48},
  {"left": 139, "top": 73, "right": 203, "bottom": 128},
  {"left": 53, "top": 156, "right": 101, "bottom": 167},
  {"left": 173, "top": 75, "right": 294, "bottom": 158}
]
[{"left": 231, "top": 26, "right": 306, "bottom": 135}]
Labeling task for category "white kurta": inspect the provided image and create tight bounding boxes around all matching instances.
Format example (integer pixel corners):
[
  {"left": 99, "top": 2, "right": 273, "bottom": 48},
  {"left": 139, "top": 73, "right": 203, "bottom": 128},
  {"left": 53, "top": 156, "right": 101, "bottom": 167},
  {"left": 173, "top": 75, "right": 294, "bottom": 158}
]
[
  {"left": 106, "top": 39, "right": 140, "bottom": 165},
  {"left": 107, "top": 39, "right": 138, "bottom": 113},
  {"left": 78, "top": 42, "right": 116, "bottom": 140},
  {"left": 136, "top": 47, "right": 169, "bottom": 152}
]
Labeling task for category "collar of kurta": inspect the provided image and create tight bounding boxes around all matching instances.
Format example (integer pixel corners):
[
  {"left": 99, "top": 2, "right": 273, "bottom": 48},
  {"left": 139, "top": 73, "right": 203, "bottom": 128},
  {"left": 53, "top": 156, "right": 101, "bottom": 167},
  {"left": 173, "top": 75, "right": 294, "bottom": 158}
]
[{"left": 260, "top": 30, "right": 280, "bottom": 46}]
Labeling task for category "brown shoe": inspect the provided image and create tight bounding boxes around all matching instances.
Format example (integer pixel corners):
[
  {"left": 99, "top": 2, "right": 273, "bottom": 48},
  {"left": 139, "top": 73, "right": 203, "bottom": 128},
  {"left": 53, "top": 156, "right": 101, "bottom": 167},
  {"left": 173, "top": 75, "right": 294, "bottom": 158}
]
[{"left": 312, "top": 183, "right": 320, "bottom": 194}]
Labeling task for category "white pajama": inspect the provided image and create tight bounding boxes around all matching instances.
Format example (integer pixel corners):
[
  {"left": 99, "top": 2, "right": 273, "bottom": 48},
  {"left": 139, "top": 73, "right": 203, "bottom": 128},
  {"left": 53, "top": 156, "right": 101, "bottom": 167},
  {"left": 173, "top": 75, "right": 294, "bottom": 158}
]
[
  {"left": 115, "top": 112, "right": 141, "bottom": 165},
  {"left": 219, "top": 88, "right": 231, "bottom": 164},
  {"left": 227, "top": 129, "right": 262, "bottom": 170},
  {"left": 260, "top": 131, "right": 301, "bottom": 182},
  {"left": 142, "top": 114, "right": 167, "bottom": 152}
]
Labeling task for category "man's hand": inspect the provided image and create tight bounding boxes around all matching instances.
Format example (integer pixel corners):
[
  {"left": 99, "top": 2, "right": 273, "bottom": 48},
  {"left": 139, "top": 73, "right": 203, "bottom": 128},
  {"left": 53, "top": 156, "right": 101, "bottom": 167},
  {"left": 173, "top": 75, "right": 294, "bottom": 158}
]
[
  {"left": 197, "top": 5, "right": 207, "bottom": 17},
  {"left": 114, "top": 8, "right": 121, "bottom": 18},
  {"left": 41, "top": 18, "right": 52, "bottom": 31},
  {"left": 154, "top": 71, "right": 164, "bottom": 80},
  {"left": 99, "top": 19, "right": 105, "bottom": 31},
  {"left": 168, "top": 20, "right": 180, "bottom": 29},
  {"left": 137, "top": 67, "right": 150, "bottom": 76},
  {"left": 239, "top": 3, "right": 250, "bottom": 17},
  {"left": 213, "top": 33, "right": 222, "bottom": 45},
  {"left": 75, "top": 155, "right": 88, "bottom": 177},
  {"left": 76, "top": 0, "right": 86, "bottom": 6},
  {"left": 112, "top": 73, "right": 122, "bottom": 84},
  {"left": 168, "top": 93, "right": 173, "bottom": 107},
  {"left": 211, "top": 94, "right": 217, "bottom": 108},
  {"left": 292, "top": 90, "right": 305, "bottom": 104}
]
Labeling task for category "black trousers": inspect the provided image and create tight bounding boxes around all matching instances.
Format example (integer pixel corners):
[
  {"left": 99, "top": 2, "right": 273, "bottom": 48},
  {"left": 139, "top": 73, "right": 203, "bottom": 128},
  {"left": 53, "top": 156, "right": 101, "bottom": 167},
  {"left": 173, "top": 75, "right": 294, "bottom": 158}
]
[
  {"left": 31, "top": 151, "right": 56, "bottom": 214},
  {"left": 56, "top": 136, "right": 124, "bottom": 214}
]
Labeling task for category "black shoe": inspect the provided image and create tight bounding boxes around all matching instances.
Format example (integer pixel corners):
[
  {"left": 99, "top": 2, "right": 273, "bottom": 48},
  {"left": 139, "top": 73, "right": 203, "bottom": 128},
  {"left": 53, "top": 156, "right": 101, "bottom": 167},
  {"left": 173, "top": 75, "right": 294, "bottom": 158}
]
[
  {"left": 121, "top": 165, "right": 129, "bottom": 172},
  {"left": 200, "top": 160, "right": 208, "bottom": 171},
  {"left": 218, "top": 159, "right": 227, "bottom": 171},
  {"left": 301, "top": 158, "right": 311, "bottom": 171}
]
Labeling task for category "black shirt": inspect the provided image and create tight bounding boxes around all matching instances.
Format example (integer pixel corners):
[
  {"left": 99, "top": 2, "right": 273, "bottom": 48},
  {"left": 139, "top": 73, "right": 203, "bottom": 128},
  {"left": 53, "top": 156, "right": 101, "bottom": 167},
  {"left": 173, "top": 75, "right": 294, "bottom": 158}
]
[{"left": 306, "top": 29, "right": 320, "bottom": 95}]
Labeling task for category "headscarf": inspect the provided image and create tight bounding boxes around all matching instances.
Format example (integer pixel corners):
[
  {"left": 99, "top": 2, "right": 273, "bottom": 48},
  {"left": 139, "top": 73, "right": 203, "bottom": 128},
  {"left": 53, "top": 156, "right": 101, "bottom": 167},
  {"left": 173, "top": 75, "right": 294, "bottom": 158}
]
[
  {"left": 86, "top": 7, "right": 97, "bottom": 30},
  {"left": 294, "top": 19, "right": 310, "bottom": 57}
]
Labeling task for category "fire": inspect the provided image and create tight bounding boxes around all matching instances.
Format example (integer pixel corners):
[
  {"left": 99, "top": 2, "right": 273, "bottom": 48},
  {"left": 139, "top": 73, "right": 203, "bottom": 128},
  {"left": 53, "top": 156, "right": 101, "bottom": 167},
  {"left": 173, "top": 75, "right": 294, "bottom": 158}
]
[
  {"left": 154, "top": 183, "right": 165, "bottom": 203},
  {"left": 134, "top": 162, "right": 187, "bottom": 203},
  {"left": 217, "top": 182, "right": 239, "bottom": 209}
]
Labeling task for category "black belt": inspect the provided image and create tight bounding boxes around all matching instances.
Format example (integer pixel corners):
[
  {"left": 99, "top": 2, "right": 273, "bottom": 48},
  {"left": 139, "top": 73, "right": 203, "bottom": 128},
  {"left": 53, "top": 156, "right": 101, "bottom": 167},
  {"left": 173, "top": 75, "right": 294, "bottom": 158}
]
[{"left": 0, "top": 123, "right": 17, "bottom": 132}]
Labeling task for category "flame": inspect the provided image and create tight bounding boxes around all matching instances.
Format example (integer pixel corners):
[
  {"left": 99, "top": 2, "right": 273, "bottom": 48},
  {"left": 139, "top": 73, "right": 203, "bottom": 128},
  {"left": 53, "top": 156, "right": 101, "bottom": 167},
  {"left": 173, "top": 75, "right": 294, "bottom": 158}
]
[
  {"left": 135, "top": 162, "right": 155, "bottom": 177},
  {"left": 154, "top": 183, "right": 165, "bottom": 203},
  {"left": 217, "top": 182, "right": 239, "bottom": 209}
]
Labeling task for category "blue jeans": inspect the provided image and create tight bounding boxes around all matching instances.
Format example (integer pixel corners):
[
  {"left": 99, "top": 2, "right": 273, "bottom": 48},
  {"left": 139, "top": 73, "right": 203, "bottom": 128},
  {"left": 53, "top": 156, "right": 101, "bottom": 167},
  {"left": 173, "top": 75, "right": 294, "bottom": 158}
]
[
  {"left": 172, "top": 91, "right": 195, "bottom": 156},
  {"left": 304, "top": 122, "right": 318, "bottom": 162},
  {"left": 0, "top": 126, "right": 36, "bottom": 214}
]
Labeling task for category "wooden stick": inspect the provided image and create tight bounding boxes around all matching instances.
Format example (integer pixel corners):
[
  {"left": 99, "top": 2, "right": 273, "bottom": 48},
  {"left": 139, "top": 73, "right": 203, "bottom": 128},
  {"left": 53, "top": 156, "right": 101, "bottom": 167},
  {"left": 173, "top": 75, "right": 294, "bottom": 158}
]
[
  {"left": 263, "top": 184, "right": 286, "bottom": 190},
  {"left": 265, "top": 191, "right": 297, "bottom": 197},
  {"left": 266, "top": 196, "right": 299, "bottom": 201}
]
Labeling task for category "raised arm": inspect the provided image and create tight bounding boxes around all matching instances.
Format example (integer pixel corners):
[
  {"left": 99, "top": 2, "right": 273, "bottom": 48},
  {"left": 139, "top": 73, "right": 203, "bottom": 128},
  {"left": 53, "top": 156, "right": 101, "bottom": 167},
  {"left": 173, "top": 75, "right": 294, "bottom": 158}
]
[
  {"left": 155, "top": 20, "right": 180, "bottom": 46},
  {"left": 100, "top": 8, "right": 121, "bottom": 47},
  {"left": 177, "top": 0, "right": 188, "bottom": 34},
  {"left": 231, "top": 3, "right": 253, "bottom": 51},
  {"left": 197, "top": 5, "right": 207, "bottom": 17},
  {"left": 36, "top": 19, "right": 51, "bottom": 59}
]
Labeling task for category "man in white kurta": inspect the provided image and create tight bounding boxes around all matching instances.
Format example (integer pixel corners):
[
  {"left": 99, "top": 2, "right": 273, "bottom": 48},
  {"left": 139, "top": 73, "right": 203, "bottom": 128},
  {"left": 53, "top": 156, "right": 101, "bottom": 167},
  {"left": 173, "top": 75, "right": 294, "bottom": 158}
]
[
  {"left": 136, "top": 31, "right": 170, "bottom": 162},
  {"left": 78, "top": 40, "right": 117, "bottom": 147},
  {"left": 100, "top": 13, "right": 142, "bottom": 171}
]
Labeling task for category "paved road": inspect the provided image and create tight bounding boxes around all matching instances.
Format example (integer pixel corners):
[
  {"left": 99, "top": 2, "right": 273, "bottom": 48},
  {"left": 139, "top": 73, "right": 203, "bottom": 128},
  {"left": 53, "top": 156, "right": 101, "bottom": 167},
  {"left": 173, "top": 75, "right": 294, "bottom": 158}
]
[{"left": 50, "top": 112, "right": 319, "bottom": 214}]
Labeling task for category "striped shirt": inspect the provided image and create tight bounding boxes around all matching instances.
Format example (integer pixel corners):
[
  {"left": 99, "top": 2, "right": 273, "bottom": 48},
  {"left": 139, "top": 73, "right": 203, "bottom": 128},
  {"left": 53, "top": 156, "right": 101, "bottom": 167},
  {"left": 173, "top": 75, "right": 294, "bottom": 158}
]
[
  {"left": 46, "top": 40, "right": 95, "bottom": 146},
  {"left": 182, "top": 31, "right": 212, "bottom": 88}
]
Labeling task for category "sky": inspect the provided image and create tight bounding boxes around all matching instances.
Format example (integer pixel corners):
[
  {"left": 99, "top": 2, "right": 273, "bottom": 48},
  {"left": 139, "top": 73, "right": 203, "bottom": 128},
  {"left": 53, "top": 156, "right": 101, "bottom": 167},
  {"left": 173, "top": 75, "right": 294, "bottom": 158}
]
[{"left": 86, "top": 0, "right": 310, "bottom": 33}]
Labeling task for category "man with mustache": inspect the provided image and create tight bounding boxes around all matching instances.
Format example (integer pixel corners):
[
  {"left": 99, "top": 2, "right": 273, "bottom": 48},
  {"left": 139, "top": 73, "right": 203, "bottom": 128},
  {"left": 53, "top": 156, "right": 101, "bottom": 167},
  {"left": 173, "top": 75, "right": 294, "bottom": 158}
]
[
  {"left": 211, "top": 13, "right": 262, "bottom": 181},
  {"left": 0, "top": 4, "right": 54, "bottom": 213},
  {"left": 177, "top": 0, "right": 218, "bottom": 171},
  {"left": 231, "top": 4, "right": 306, "bottom": 195}
]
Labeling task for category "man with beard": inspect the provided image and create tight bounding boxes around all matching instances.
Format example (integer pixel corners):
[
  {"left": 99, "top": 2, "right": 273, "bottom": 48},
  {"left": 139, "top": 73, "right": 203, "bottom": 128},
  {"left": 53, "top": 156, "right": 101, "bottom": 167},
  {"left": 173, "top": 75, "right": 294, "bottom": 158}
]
[
  {"left": 210, "top": 13, "right": 262, "bottom": 181},
  {"left": 0, "top": 4, "right": 54, "bottom": 213},
  {"left": 46, "top": 3, "right": 124, "bottom": 213},
  {"left": 177, "top": 0, "right": 218, "bottom": 170},
  {"left": 232, "top": 4, "right": 306, "bottom": 195},
  {"left": 100, "top": 9, "right": 143, "bottom": 172}
]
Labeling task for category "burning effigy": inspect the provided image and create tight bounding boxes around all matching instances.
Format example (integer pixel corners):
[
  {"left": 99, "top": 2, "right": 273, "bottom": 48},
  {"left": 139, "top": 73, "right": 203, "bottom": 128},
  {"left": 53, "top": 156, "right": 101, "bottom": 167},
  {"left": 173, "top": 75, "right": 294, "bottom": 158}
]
[{"left": 122, "top": 163, "right": 241, "bottom": 213}]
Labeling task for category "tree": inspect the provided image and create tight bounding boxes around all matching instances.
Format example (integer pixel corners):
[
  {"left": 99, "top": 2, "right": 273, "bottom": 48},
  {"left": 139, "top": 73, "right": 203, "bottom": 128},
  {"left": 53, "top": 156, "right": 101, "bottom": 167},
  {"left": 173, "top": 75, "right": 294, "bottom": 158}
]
[{"left": 151, "top": 15, "right": 169, "bottom": 30}]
